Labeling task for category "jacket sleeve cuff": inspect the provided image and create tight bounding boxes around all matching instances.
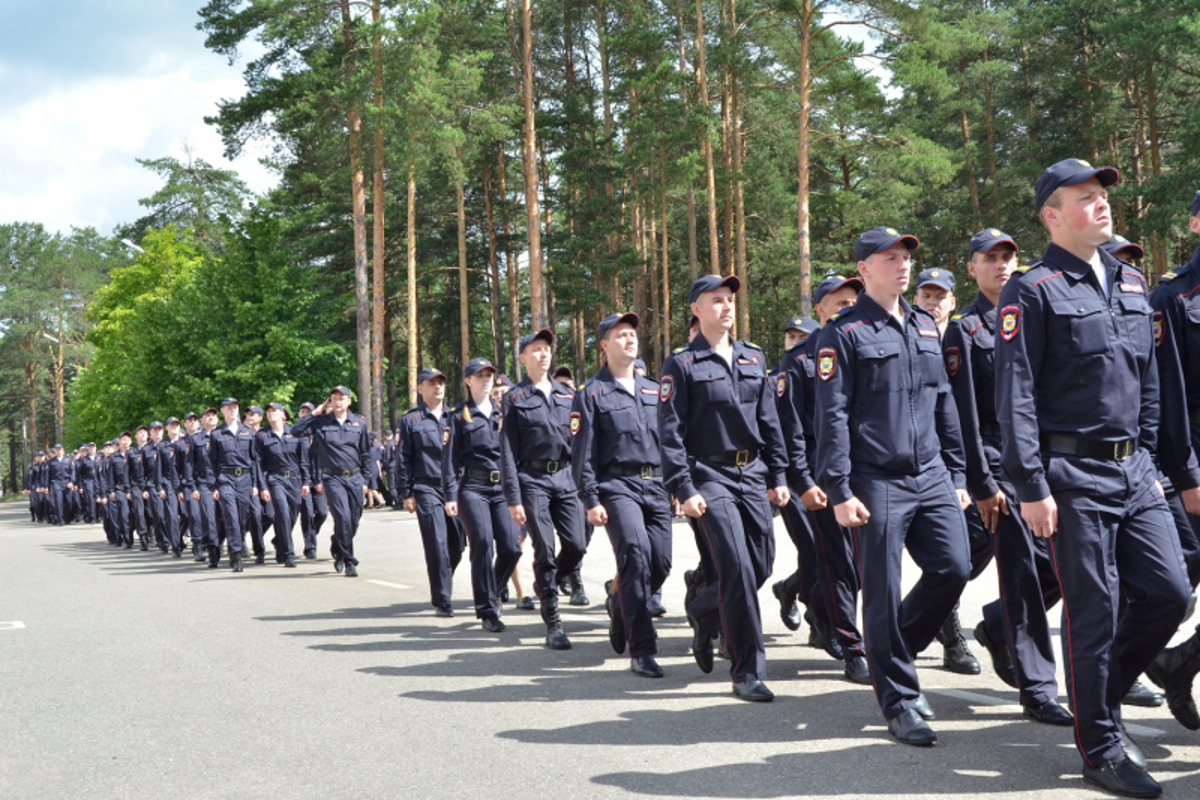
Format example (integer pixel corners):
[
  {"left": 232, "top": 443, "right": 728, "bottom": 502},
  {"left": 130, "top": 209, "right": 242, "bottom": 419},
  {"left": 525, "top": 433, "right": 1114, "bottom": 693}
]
[
  {"left": 1014, "top": 479, "right": 1051, "bottom": 504},
  {"left": 969, "top": 477, "right": 1001, "bottom": 503},
  {"left": 826, "top": 480, "right": 854, "bottom": 507}
]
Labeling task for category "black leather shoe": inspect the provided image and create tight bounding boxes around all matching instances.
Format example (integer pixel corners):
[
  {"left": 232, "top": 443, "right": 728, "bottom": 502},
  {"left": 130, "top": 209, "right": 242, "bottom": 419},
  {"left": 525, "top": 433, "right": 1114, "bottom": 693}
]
[
  {"left": 569, "top": 573, "right": 590, "bottom": 606},
  {"left": 284, "top": 556, "right": 296, "bottom": 568},
  {"left": 206, "top": 546, "right": 220, "bottom": 568},
  {"left": 481, "top": 616, "right": 506, "bottom": 633},
  {"left": 913, "top": 693, "right": 935, "bottom": 720},
  {"left": 606, "top": 593, "right": 626, "bottom": 654},
  {"left": 194, "top": 550, "right": 207, "bottom": 562},
  {"left": 1082, "top": 755, "right": 1161, "bottom": 798},
  {"left": 517, "top": 596, "right": 535, "bottom": 611},
  {"left": 631, "top": 655, "right": 664, "bottom": 678},
  {"left": 647, "top": 596, "right": 666, "bottom": 617},
  {"left": 888, "top": 709, "right": 937, "bottom": 746},
  {"left": 1122, "top": 733, "right": 1147, "bottom": 771},
  {"left": 1145, "top": 633, "right": 1200, "bottom": 730},
  {"left": 688, "top": 612, "right": 714, "bottom": 674},
  {"left": 334, "top": 555, "right": 344, "bottom": 574},
  {"left": 844, "top": 655, "right": 872, "bottom": 685},
  {"left": 436, "top": 606, "right": 455, "bottom": 618},
  {"left": 344, "top": 562, "right": 358, "bottom": 577},
  {"left": 1124, "top": 680, "right": 1164, "bottom": 708},
  {"left": 974, "top": 621, "right": 1018, "bottom": 688},
  {"left": 1024, "top": 698, "right": 1074, "bottom": 726},
  {"left": 231, "top": 556, "right": 243, "bottom": 573},
  {"left": 772, "top": 580, "right": 802, "bottom": 631},
  {"left": 732, "top": 680, "right": 774, "bottom": 702},
  {"left": 304, "top": 549, "right": 316, "bottom": 560},
  {"left": 500, "top": 587, "right": 510, "bottom": 603},
  {"left": 254, "top": 554, "right": 265, "bottom": 565}
]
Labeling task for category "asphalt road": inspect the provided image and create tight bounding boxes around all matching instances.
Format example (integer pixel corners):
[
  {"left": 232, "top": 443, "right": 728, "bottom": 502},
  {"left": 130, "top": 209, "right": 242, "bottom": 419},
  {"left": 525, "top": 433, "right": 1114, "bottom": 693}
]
[{"left": 2, "top": 501, "right": 1199, "bottom": 799}]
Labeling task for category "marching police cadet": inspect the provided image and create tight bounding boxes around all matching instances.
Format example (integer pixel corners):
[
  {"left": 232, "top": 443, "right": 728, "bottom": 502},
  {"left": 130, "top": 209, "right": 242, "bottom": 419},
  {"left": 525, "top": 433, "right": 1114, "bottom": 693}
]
[
  {"left": 444, "top": 358, "right": 522, "bottom": 632},
  {"left": 128, "top": 426, "right": 151, "bottom": 549},
  {"left": 912, "top": 268, "right": 957, "bottom": 335},
  {"left": 814, "top": 226, "right": 973, "bottom": 745},
  {"left": 1145, "top": 190, "right": 1200, "bottom": 732},
  {"left": 96, "top": 444, "right": 113, "bottom": 541},
  {"left": 943, "top": 228, "right": 1072, "bottom": 725},
  {"left": 660, "top": 274, "right": 792, "bottom": 702},
  {"left": 145, "top": 422, "right": 168, "bottom": 552},
  {"left": 290, "top": 386, "right": 372, "bottom": 576},
  {"left": 23, "top": 454, "right": 39, "bottom": 523},
  {"left": 76, "top": 443, "right": 98, "bottom": 525},
  {"left": 997, "top": 159, "right": 1190, "bottom": 797},
  {"left": 396, "top": 368, "right": 464, "bottom": 614},
  {"left": 773, "top": 312, "right": 839, "bottom": 661},
  {"left": 255, "top": 402, "right": 308, "bottom": 568},
  {"left": 500, "top": 328, "right": 588, "bottom": 649},
  {"left": 209, "top": 398, "right": 258, "bottom": 573},
  {"left": 777, "top": 275, "right": 872, "bottom": 685},
  {"left": 177, "top": 415, "right": 203, "bottom": 559},
  {"left": 573, "top": 312, "right": 672, "bottom": 678},
  {"left": 111, "top": 432, "right": 135, "bottom": 548},
  {"left": 188, "top": 408, "right": 222, "bottom": 566},
  {"left": 1102, "top": 234, "right": 1145, "bottom": 264},
  {"left": 367, "top": 433, "right": 386, "bottom": 509},
  {"left": 243, "top": 405, "right": 272, "bottom": 564},
  {"left": 156, "top": 419, "right": 185, "bottom": 557},
  {"left": 47, "top": 443, "right": 73, "bottom": 526},
  {"left": 295, "top": 402, "right": 329, "bottom": 558}
]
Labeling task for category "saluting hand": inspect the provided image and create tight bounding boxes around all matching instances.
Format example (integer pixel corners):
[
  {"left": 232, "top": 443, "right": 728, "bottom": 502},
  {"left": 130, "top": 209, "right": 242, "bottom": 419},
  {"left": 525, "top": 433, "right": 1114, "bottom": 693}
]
[
  {"left": 1022, "top": 495, "right": 1058, "bottom": 539},
  {"left": 587, "top": 505, "right": 608, "bottom": 526},
  {"left": 834, "top": 497, "right": 870, "bottom": 527}
]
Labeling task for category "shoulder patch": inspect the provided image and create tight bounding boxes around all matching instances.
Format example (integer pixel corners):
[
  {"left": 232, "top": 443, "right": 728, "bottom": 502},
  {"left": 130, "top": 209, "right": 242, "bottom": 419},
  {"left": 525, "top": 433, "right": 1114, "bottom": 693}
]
[
  {"left": 945, "top": 347, "right": 961, "bottom": 377},
  {"left": 1153, "top": 310, "right": 1165, "bottom": 347},
  {"left": 442, "top": 427, "right": 450, "bottom": 445},
  {"left": 569, "top": 411, "right": 581, "bottom": 435},
  {"left": 775, "top": 372, "right": 787, "bottom": 397},
  {"left": 1000, "top": 304, "right": 1020, "bottom": 341},
  {"left": 817, "top": 347, "right": 836, "bottom": 381},
  {"left": 659, "top": 375, "right": 675, "bottom": 402}
]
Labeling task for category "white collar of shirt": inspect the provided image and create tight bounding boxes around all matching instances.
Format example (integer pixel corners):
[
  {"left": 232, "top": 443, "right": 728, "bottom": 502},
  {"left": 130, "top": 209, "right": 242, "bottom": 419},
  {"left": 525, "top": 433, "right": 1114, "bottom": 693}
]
[{"left": 1091, "top": 251, "right": 1109, "bottom": 298}]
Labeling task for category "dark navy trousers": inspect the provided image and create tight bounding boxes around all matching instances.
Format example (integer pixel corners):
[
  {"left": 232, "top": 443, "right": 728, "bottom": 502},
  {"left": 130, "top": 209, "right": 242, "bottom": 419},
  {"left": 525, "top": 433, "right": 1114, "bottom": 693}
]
[
  {"left": 160, "top": 489, "right": 182, "bottom": 554},
  {"left": 458, "top": 479, "right": 522, "bottom": 620},
  {"left": 300, "top": 489, "right": 329, "bottom": 555},
  {"left": 687, "top": 459, "right": 775, "bottom": 683},
  {"left": 780, "top": 495, "right": 831, "bottom": 633},
  {"left": 266, "top": 476, "right": 302, "bottom": 559},
  {"left": 517, "top": 466, "right": 586, "bottom": 602},
  {"left": 414, "top": 484, "right": 464, "bottom": 609},
  {"left": 851, "top": 463, "right": 970, "bottom": 719},
  {"left": 1046, "top": 449, "right": 1189, "bottom": 767},
  {"left": 215, "top": 473, "right": 252, "bottom": 556},
  {"left": 322, "top": 474, "right": 363, "bottom": 565},
  {"left": 600, "top": 475, "right": 673, "bottom": 658},
  {"left": 810, "top": 504, "right": 864, "bottom": 657}
]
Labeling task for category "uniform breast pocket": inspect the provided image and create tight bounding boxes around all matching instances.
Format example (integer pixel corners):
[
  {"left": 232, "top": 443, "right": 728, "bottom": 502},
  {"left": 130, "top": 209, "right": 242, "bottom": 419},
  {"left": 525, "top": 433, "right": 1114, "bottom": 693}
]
[
  {"left": 415, "top": 426, "right": 443, "bottom": 451},
  {"left": 915, "top": 338, "right": 943, "bottom": 386},
  {"left": 735, "top": 364, "right": 763, "bottom": 403},
  {"left": 600, "top": 398, "right": 640, "bottom": 437},
  {"left": 856, "top": 341, "right": 902, "bottom": 391},
  {"left": 1118, "top": 294, "right": 1153, "bottom": 354},
  {"left": 692, "top": 367, "right": 728, "bottom": 404},
  {"left": 1049, "top": 298, "right": 1110, "bottom": 357}
]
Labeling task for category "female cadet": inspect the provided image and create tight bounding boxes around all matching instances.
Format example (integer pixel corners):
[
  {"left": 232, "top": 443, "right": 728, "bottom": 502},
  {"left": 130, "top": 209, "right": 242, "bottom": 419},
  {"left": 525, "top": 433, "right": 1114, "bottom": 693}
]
[
  {"left": 256, "top": 403, "right": 310, "bottom": 568},
  {"left": 444, "top": 358, "right": 523, "bottom": 633},
  {"left": 573, "top": 313, "right": 672, "bottom": 678},
  {"left": 500, "top": 329, "right": 588, "bottom": 650}
]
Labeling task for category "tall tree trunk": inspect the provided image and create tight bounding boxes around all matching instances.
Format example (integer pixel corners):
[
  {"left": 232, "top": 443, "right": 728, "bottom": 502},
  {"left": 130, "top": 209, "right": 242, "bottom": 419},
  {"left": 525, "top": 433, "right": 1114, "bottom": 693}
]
[
  {"left": 406, "top": 164, "right": 419, "bottom": 408},
  {"left": 957, "top": 58, "right": 981, "bottom": 229},
  {"left": 797, "top": 0, "right": 813, "bottom": 316},
  {"left": 370, "top": 0, "right": 385, "bottom": 432},
  {"left": 24, "top": 355, "right": 38, "bottom": 453},
  {"left": 695, "top": 0, "right": 720, "bottom": 275},
  {"left": 483, "top": 163, "right": 505, "bottom": 369},
  {"left": 499, "top": 144, "right": 521, "bottom": 376},
  {"left": 342, "top": 0, "right": 372, "bottom": 418},
  {"left": 457, "top": 171, "right": 470, "bottom": 372},
  {"left": 981, "top": 48, "right": 1000, "bottom": 219},
  {"left": 660, "top": 148, "right": 672, "bottom": 360},
  {"left": 729, "top": 1, "right": 748, "bottom": 338},
  {"left": 1146, "top": 63, "right": 1166, "bottom": 277},
  {"left": 676, "top": 0, "right": 699, "bottom": 283},
  {"left": 520, "top": 0, "right": 546, "bottom": 328},
  {"left": 720, "top": 5, "right": 734, "bottom": 278}
]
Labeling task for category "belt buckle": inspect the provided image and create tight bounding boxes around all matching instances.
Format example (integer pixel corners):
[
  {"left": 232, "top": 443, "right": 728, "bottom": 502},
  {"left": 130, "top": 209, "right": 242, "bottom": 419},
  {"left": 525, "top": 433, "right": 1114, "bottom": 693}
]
[
  {"left": 1115, "top": 441, "right": 1132, "bottom": 462},
  {"left": 489, "top": 470, "right": 501, "bottom": 484},
  {"left": 546, "top": 461, "right": 560, "bottom": 474},
  {"left": 639, "top": 465, "right": 653, "bottom": 479},
  {"left": 233, "top": 468, "right": 243, "bottom": 477},
  {"left": 734, "top": 449, "right": 750, "bottom": 467}
]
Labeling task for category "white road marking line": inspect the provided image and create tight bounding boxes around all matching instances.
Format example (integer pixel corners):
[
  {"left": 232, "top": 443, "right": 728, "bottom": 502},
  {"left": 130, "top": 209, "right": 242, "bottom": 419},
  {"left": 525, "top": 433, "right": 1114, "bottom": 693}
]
[
  {"left": 0, "top": 621, "right": 26, "bottom": 631},
  {"left": 926, "top": 687, "right": 1165, "bottom": 738},
  {"left": 365, "top": 580, "right": 412, "bottom": 590}
]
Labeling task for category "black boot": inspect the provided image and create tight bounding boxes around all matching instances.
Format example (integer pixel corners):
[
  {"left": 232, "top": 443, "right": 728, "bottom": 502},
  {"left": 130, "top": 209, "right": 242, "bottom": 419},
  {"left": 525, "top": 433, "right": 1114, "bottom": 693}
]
[
  {"left": 936, "top": 609, "right": 980, "bottom": 675},
  {"left": 568, "top": 570, "right": 589, "bottom": 606},
  {"left": 231, "top": 554, "right": 243, "bottom": 573},
  {"left": 1146, "top": 630, "right": 1200, "bottom": 730},
  {"left": 541, "top": 595, "right": 571, "bottom": 650},
  {"left": 207, "top": 545, "right": 220, "bottom": 569}
]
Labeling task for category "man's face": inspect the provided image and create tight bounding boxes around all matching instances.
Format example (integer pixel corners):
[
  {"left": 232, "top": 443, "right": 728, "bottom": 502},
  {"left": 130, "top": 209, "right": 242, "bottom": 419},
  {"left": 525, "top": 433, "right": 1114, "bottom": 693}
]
[
  {"left": 784, "top": 329, "right": 806, "bottom": 350},
  {"left": 167, "top": 422, "right": 181, "bottom": 439},
  {"left": 201, "top": 412, "right": 218, "bottom": 430},
  {"left": 329, "top": 391, "right": 351, "bottom": 414},
  {"left": 299, "top": 407, "right": 312, "bottom": 419},
  {"left": 519, "top": 340, "right": 553, "bottom": 375},
  {"left": 816, "top": 287, "right": 859, "bottom": 325},
  {"left": 266, "top": 408, "right": 287, "bottom": 427},
  {"left": 968, "top": 244, "right": 1018, "bottom": 299},
  {"left": 602, "top": 323, "right": 639, "bottom": 365},
  {"left": 54, "top": 446, "right": 64, "bottom": 458},
  {"left": 150, "top": 427, "right": 163, "bottom": 442},
  {"left": 859, "top": 244, "right": 912, "bottom": 296},
  {"left": 913, "top": 285, "right": 956, "bottom": 327},
  {"left": 135, "top": 430, "right": 148, "bottom": 445},
  {"left": 185, "top": 419, "right": 199, "bottom": 434},
  {"left": 1045, "top": 178, "right": 1112, "bottom": 246},
  {"left": 691, "top": 287, "right": 736, "bottom": 334},
  {"left": 418, "top": 377, "right": 446, "bottom": 406},
  {"left": 222, "top": 404, "right": 239, "bottom": 427},
  {"left": 244, "top": 412, "right": 262, "bottom": 428}
]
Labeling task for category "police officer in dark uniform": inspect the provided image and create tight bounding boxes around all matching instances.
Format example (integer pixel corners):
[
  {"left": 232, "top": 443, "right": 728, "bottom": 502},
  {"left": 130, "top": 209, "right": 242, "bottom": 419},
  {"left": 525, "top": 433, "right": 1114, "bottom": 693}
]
[
  {"left": 256, "top": 402, "right": 309, "bottom": 568},
  {"left": 996, "top": 159, "right": 1190, "bottom": 797},
  {"left": 76, "top": 443, "right": 98, "bottom": 524},
  {"left": 47, "top": 443, "right": 73, "bottom": 526},
  {"left": 397, "top": 368, "right": 464, "bottom": 615},
  {"left": 943, "top": 227, "right": 1071, "bottom": 726},
  {"left": 188, "top": 408, "right": 222, "bottom": 567},
  {"left": 209, "top": 398, "right": 258, "bottom": 573},
  {"left": 778, "top": 275, "right": 872, "bottom": 685},
  {"left": 243, "top": 405, "right": 272, "bottom": 563},
  {"left": 143, "top": 424, "right": 166, "bottom": 551},
  {"left": 295, "top": 402, "right": 329, "bottom": 558},
  {"left": 176, "top": 415, "right": 202, "bottom": 560},
  {"left": 573, "top": 313, "right": 672, "bottom": 678},
  {"left": 156, "top": 418, "right": 185, "bottom": 557},
  {"left": 110, "top": 432, "right": 135, "bottom": 548},
  {"left": 814, "top": 226, "right": 972, "bottom": 745},
  {"left": 289, "top": 386, "right": 372, "bottom": 576},
  {"left": 444, "top": 358, "right": 522, "bottom": 633},
  {"left": 500, "top": 329, "right": 588, "bottom": 649},
  {"left": 660, "top": 274, "right": 791, "bottom": 702}
]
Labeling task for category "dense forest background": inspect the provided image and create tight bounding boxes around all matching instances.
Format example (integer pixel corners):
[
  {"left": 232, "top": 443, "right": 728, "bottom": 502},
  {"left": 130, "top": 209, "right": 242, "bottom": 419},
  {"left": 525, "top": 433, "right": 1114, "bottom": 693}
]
[{"left": 2, "top": 0, "right": 1199, "bottom": 490}]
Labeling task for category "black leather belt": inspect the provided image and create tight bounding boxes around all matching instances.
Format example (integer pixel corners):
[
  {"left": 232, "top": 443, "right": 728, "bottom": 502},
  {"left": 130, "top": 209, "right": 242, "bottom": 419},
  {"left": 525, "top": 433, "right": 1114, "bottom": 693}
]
[
  {"left": 978, "top": 422, "right": 1001, "bottom": 438},
  {"left": 269, "top": 471, "right": 298, "bottom": 479},
  {"left": 602, "top": 464, "right": 662, "bottom": 479},
  {"left": 520, "top": 460, "right": 565, "bottom": 474},
  {"left": 415, "top": 477, "right": 444, "bottom": 488},
  {"left": 697, "top": 448, "right": 758, "bottom": 467},
  {"left": 323, "top": 469, "right": 355, "bottom": 478},
  {"left": 465, "top": 468, "right": 502, "bottom": 484},
  {"left": 1041, "top": 434, "right": 1136, "bottom": 462},
  {"left": 220, "top": 467, "right": 249, "bottom": 476}
]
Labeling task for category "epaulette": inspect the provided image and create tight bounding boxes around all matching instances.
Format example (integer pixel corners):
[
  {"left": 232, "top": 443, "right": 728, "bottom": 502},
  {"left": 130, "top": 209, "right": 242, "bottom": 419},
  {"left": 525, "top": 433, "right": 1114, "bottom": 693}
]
[
  {"left": 672, "top": 345, "right": 687, "bottom": 354},
  {"left": 950, "top": 313, "right": 964, "bottom": 321},
  {"left": 743, "top": 341, "right": 763, "bottom": 351},
  {"left": 1161, "top": 270, "right": 1178, "bottom": 283},
  {"left": 577, "top": 381, "right": 587, "bottom": 391}
]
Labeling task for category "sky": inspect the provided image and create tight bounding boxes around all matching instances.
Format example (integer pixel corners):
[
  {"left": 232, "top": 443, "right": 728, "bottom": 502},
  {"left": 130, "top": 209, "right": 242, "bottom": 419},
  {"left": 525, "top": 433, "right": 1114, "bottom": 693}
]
[{"left": 0, "top": 0, "right": 277, "bottom": 235}]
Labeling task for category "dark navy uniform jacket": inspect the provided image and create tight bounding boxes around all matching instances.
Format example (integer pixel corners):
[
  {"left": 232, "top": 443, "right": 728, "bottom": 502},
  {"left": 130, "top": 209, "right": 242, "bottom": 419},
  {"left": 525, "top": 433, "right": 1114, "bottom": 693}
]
[
  {"left": 76, "top": 455, "right": 96, "bottom": 484},
  {"left": 127, "top": 447, "right": 145, "bottom": 493},
  {"left": 571, "top": 365, "right": 662, "bottom": 510},
  {"left": 996, "top": 243, "right": 1159, "bottom": 503},
  {"left": 157, "top": 439, "right": 181, "bottom": 492},
  {"left": 943, "top": 294, "right": 1004, "bottom": 501},
  {"left": 499, "top": 377, "right": 577, "bottom": 507},
  {"left": 776, "top": 342, "right": 817, "bottom": 494},
  {"left": 1150, "top": 246, "right": 1200, "bottom": 490},
  {"left": 208, "top": 423, "right": 258, "bottom": 479},
  {"left": 443, "top": 399, "right": 504, "bottom": 499},
  {"left": 395, "top": 406, "right": 451, "bottom": 499},
  {"left": 109, "top": 450, "right": 132, "bottom": 494},
  {"left": 658, "top": 333, "right": 789, "bottom": 501},
  {"left": 169, "top": 437, "right": 191, "bottom": 492},
  {"left": 813, "top": 293, "right": 967, "bottom": 506},
  {"left": 186, "top": 430, "right": 213, "bottom": 488},
  {"left": 289, "top": 411, "right": 371, "bottom": 479},
  {"left": 140, "top": 442, "right": 160, "bottom": 492},
  {"left": 47, "top": 456, "right": 74, "bottom": 485},
  {"left": 255, "top": 427, "right": 310, "bottom": 490}
]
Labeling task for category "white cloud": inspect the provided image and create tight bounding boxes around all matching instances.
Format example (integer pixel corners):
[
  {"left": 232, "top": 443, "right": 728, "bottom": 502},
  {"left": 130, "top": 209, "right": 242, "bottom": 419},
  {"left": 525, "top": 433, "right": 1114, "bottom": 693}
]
[{"left": 0, "top": 60, "right": 277, "bottom": 235}]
